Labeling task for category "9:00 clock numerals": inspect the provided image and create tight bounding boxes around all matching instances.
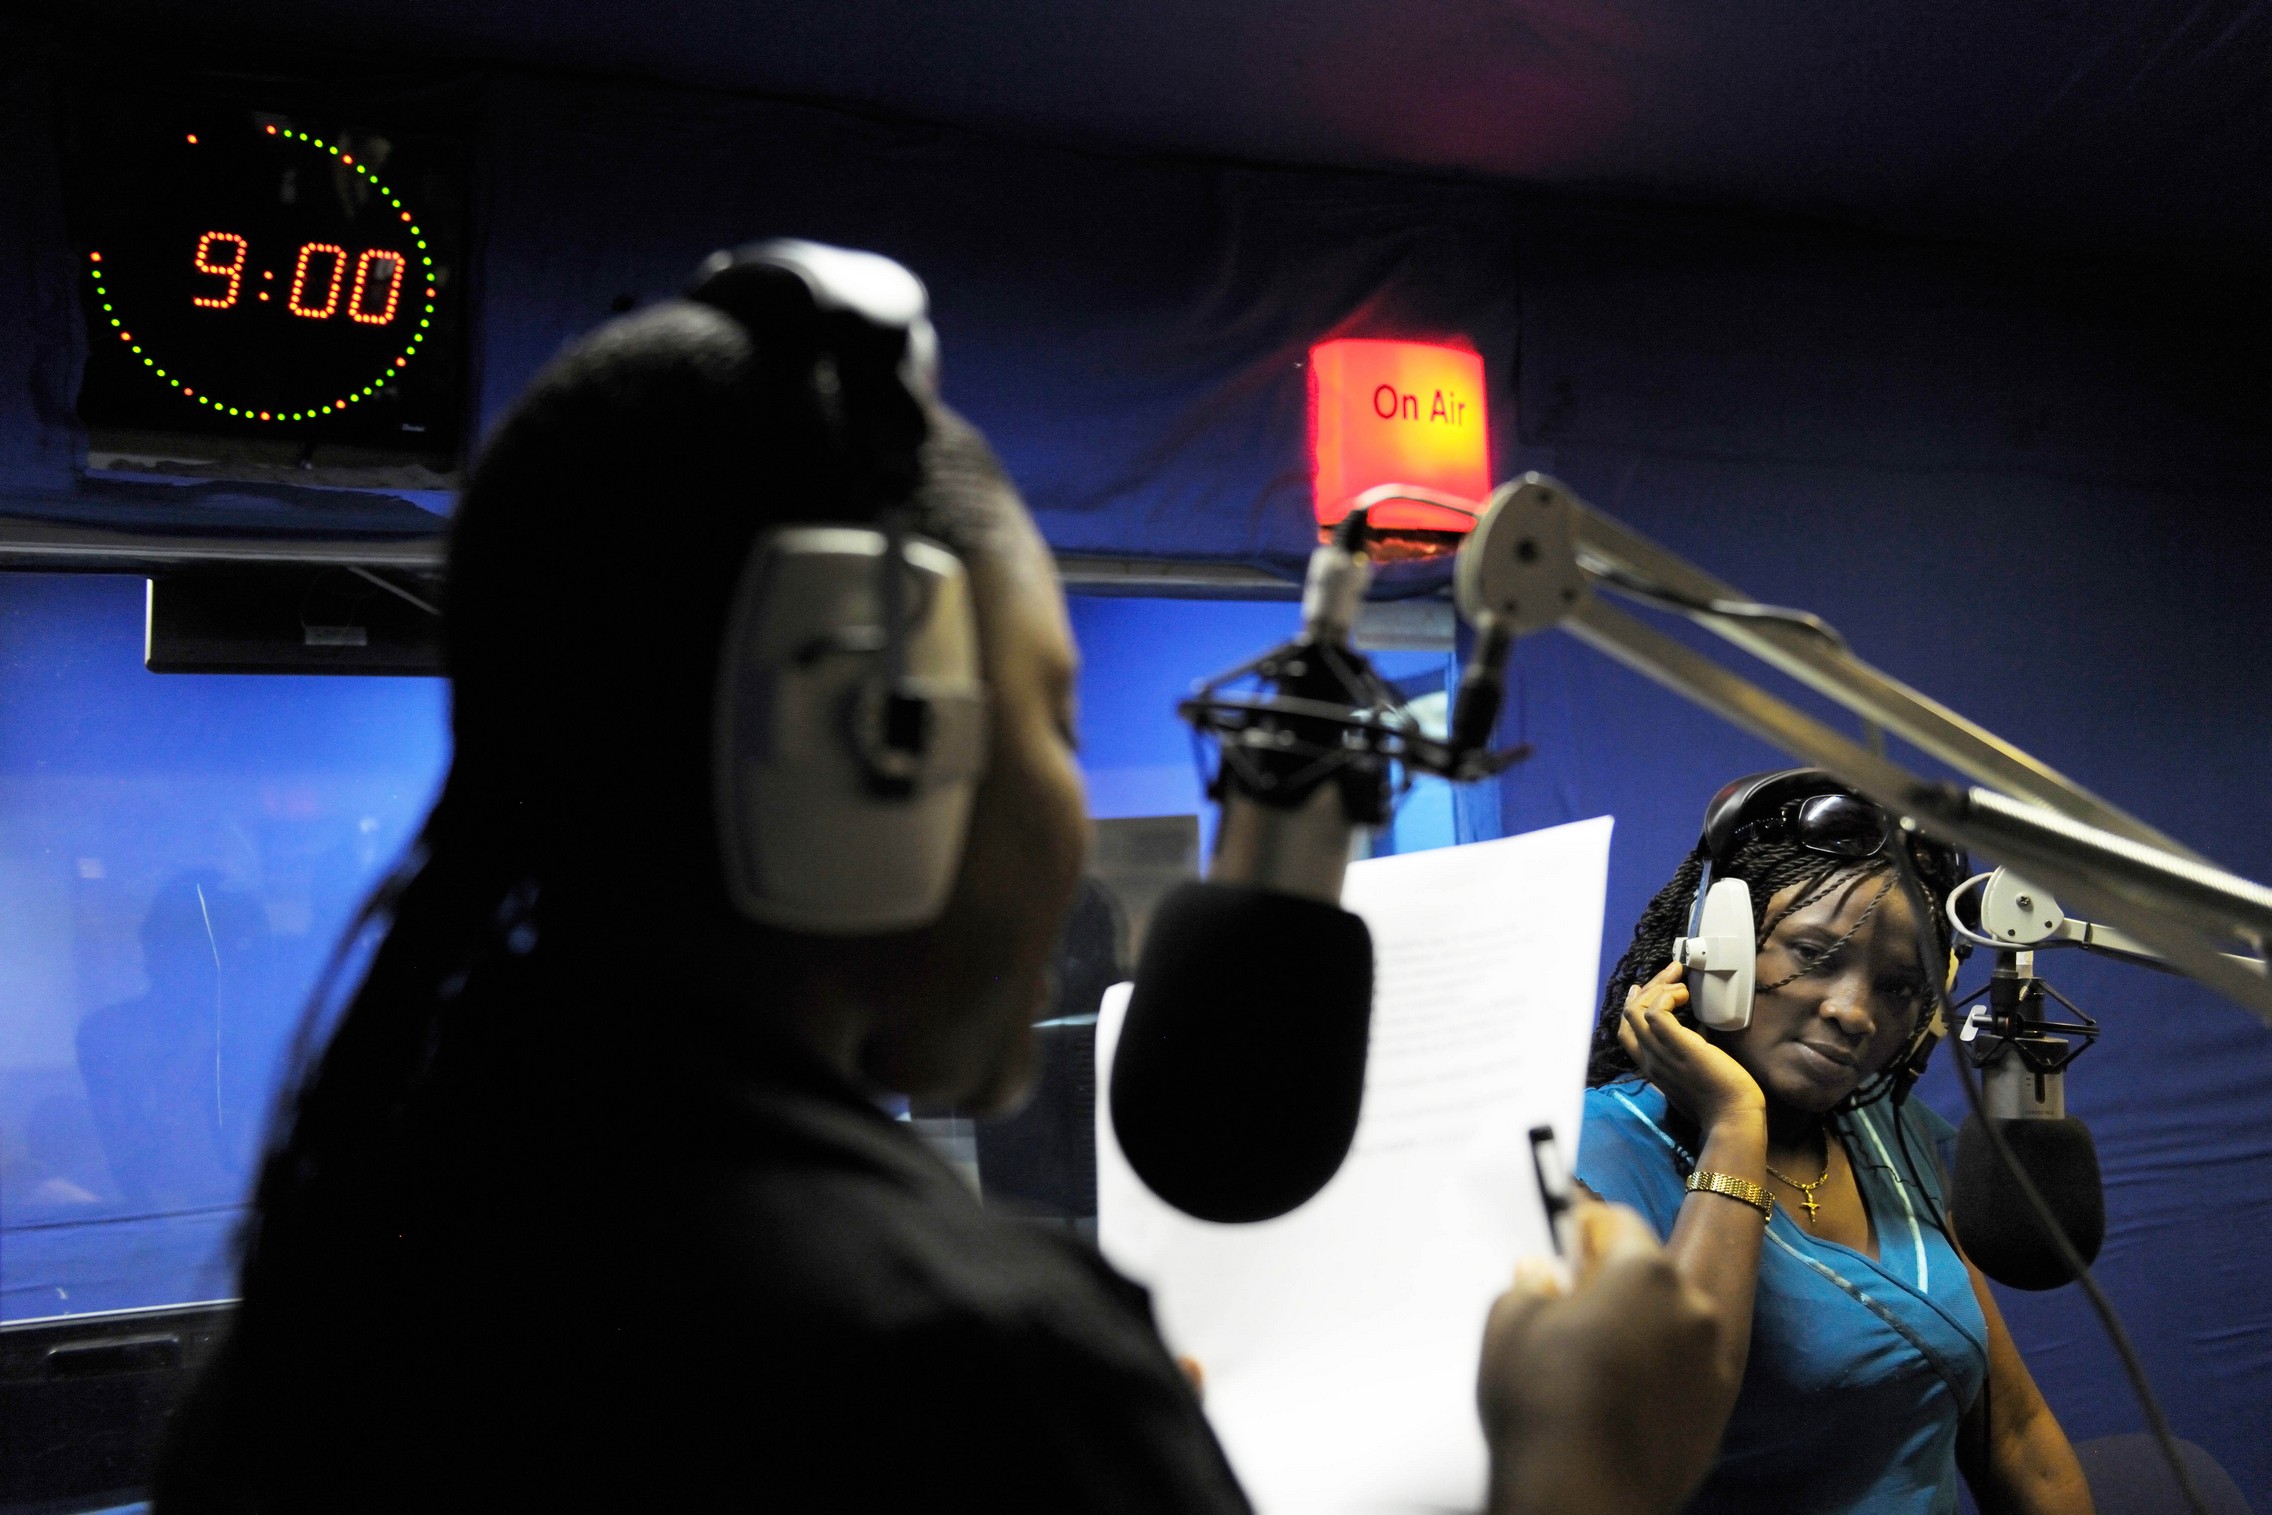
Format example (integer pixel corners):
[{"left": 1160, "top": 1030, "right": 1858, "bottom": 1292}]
[{"left": 191, "top": 230, "right": 406, "bottom": 326}]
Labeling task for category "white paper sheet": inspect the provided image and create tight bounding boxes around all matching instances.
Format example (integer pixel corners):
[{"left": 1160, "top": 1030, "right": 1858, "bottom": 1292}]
[{"left": 1097, "top": 816, "right": 1615, "bottom": 1515}]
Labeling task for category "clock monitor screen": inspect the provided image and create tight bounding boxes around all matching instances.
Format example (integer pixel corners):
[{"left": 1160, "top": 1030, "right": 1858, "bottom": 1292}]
[{"left": 72, "top": 102, "right": 466, "bottom": 455}]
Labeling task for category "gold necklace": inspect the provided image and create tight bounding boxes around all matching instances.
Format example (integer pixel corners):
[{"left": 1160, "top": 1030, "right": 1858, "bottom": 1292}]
[{"left": 1765, "top": 1140, "right": 1832, "bottom": 1223}]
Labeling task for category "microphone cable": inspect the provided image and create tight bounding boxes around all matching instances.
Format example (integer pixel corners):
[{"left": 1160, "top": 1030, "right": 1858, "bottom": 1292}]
[
  {"left": 1585, "top": 559, "right": 1894, "bottom": 759},
  {"left": 1580, "top": 556, "right": 1852, "bottom": 651},
  {"left": 1883, "top": 832, "right": 2210, "bottom": 1515}
]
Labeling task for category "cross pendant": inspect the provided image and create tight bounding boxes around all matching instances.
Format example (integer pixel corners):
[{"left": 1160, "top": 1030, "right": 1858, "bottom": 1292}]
[{"left": 1800, "top": 1194, "right": 1821, "bottom": 1221}]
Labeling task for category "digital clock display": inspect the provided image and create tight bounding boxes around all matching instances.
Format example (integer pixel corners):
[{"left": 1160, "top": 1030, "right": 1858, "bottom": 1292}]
[{"left": 71, "top": 103, "right": 465, "bottom": 454}]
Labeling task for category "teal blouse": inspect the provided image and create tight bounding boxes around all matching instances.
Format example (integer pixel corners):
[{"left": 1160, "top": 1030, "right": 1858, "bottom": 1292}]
[{"left": 1577, "top": 1081, "right": 1990, "bottom": 1515}]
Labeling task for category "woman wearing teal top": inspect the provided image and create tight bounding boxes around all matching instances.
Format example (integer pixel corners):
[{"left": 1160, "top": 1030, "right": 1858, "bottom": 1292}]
[{"left": 1576, "top": 771, "right": 2093, "bottom": 1515}]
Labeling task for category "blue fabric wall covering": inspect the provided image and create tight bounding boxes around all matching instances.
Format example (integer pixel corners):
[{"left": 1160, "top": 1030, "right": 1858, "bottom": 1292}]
[
  {"left": 460, "top": 81, "right": 1526, "bottom": 570},
  {"left": 0, "top": 50, "right": 2265, "bottom": 1510}
]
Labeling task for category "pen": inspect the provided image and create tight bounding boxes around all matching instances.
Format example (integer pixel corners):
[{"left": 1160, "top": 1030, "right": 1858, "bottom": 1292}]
[{"left": 1528, "top": 1124, "right": 1577, "bottom": 1263}]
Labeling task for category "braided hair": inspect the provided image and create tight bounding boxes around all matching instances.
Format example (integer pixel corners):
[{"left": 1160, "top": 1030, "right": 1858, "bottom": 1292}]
[{"left": 1586, "top": 829, "right": 1960, "bottom": 1097}]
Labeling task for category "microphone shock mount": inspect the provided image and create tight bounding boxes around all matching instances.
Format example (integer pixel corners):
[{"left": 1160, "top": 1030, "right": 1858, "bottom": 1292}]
[
  {"left": 1178, "top": 508, "right": 1533, "bottom": 831},
  {"left": 1953, "top": 952, "right": 2101, "bottom": 1121}
]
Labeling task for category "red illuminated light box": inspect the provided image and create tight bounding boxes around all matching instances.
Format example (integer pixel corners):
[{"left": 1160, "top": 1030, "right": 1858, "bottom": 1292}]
[{"left": 1308, "top": 339, "right": 1490, "bottom": 548}]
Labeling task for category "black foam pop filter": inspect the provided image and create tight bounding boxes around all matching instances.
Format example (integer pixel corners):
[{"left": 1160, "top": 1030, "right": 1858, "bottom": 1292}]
[
  {"left": 1110, "top": 880, "right": 1374, "bottom": 1223},
  {"left": 1952, "top": 1115, "right": 2107, "bottom": 1291}
]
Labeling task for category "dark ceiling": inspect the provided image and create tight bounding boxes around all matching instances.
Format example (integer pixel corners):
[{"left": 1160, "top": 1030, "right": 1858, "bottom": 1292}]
[{"left": 84, "top": 0, "right": 2272, "bottom": 263}]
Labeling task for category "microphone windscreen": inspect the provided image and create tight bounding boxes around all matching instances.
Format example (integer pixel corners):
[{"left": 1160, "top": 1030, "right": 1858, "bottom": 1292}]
[
  {"left": 1110, "top": 881, "right": 1373, "bottom": 1223},
  {"left": 1952, "top": 1114, "right": 2106, "bottom": 1290}
]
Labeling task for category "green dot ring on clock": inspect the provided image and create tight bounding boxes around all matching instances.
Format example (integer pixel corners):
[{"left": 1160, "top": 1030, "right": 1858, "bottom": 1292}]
[{"left": 83, "top": 120, "right": 439, "bottom": 424}]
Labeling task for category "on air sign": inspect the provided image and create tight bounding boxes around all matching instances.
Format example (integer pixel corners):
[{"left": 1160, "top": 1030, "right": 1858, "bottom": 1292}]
[{"left": 1308, "top": 338, "right": 1490, "bottom": 537}]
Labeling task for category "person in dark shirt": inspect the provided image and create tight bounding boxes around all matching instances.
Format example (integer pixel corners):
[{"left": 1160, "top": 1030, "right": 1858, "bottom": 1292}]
[{"left": 158, "top": 252, "right": 1724, "bottom": 1515}]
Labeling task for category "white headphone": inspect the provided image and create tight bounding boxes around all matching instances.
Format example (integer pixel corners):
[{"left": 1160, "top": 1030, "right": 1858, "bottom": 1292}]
[{"left": 690, "top": 241, "right": 989, "bottom": 936}]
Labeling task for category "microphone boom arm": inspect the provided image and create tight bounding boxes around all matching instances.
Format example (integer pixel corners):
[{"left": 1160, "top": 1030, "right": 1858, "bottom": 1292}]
[
  {"left": 1480, "top": 474, "right": 2272, "bottom": 1025},
  {"left": 1566, "top": 498, "right": 2203, "bottom": 861}
]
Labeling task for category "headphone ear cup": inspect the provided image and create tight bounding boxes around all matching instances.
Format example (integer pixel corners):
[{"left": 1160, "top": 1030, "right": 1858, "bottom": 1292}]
[
  {"left": 1672, "top": 877, "right": 1757, "bottom": 1032},
  {"left": 714, "top": 528, "right": 988, "bottom": 935}
]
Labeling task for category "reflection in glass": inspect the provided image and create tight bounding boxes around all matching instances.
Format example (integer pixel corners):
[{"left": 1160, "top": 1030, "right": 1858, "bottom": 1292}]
[
  {"left": 0, "top": 574, "right": 447, "bottom": 1320},
  {"left": 76, "top": 872, "right": 269, "bottom": 1210}
]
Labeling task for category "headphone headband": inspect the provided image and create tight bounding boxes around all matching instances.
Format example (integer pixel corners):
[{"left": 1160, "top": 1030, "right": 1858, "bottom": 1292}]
[
  {"left": 686, "top": 239, "right": 937, "bottom": 390},
  {"left": 685, "top": 240, "right": 937, "bottom": 521}
]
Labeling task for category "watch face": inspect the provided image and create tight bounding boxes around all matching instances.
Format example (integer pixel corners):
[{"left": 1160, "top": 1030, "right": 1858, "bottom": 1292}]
[{"left": 71, "top": 102, "right": 467, "bottom": 455}]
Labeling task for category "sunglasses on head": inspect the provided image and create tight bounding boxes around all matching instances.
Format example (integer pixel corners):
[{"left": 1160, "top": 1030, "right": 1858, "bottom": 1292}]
[
  {"left": 1726, "top": 792, "right": 1887, "bottom": 858},
  {"left": 1725, "top": 791, "right": 1965, "bottom": 883}
]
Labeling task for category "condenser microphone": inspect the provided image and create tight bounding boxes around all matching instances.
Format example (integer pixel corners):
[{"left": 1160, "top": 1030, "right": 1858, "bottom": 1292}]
[
  {"left": 1110, "top": 515, "right": 1385, "bottom": 1223},
  {"left": 1109, "top": 480, "right": 1584, "bottom": 1224},
  {"left": 1946, "top": 946, "right": 2106, "bottom": 1290}
]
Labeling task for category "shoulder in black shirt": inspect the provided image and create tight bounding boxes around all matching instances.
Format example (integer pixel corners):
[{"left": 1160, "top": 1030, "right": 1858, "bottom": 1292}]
[{"left": 163, "top": 1027, "right": 1251, "bottom": 1515}]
